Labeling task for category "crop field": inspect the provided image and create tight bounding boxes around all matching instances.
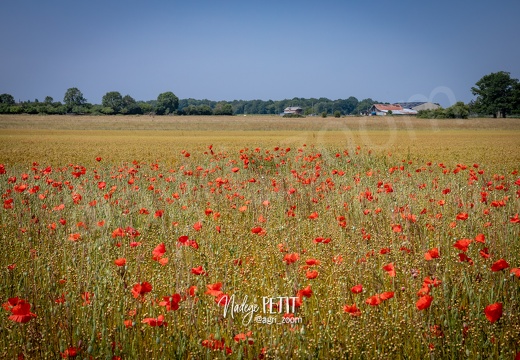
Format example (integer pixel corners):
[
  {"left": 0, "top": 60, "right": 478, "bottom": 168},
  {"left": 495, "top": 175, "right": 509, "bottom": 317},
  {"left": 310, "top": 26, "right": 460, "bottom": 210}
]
[{"left": 1, "top": 115, "right": 519, "bottom": 359}]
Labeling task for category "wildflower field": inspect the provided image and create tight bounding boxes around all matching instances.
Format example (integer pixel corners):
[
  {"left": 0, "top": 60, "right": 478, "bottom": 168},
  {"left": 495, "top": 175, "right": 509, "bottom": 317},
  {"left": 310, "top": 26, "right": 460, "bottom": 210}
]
[{"left": 1, "top": 115, "right": 519, "bottom": 359}]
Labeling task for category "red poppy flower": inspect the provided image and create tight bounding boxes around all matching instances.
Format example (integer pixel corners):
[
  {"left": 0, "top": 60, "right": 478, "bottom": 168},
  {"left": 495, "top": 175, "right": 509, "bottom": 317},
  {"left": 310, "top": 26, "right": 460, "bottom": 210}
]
[
  {"left": 251, "top": 227, "right": 266, "bottom": 235},
  {"left": 111, "top": 227, "right": 125, "bottom": 238},
  {"left": 511, "top": 268, "right": 520, "bottom": 278},
  {"left": 68, "top": 233, "right": 81, "bottom": 242},
  {"left": 152, "top": 243, "right": 166, "bottom": 260},
  {"left": 423, "top": 276, "right": 442, "bottom": 288},
  {"left": 305, "top": 258, "right": 320, "bottom": 266},
  {"left": 205, "top": 282, "right": 223, "bottom": 297},
  {"left": 475, "top": 233, "right": 485, "bottom": 243},
  {"left": 81, "top": 292, "right": 93, "bottom": 306},
  {"left": 510, "top": 213, "right": 519, "bottom": 223},
  {"left": 343, "top": 304, "right": 361, "bottom": 316},
  {"left": 424, "top": 247, "right": 440, "bottom": 260},
  {"left": 215, "top": 293, "right": 230, "bottom": 306},
  {"left": 456, "top": 212, "right": 469, "bottom": 221},
  {"left": 383, "top": 263, "right": 396, "bottom": 277},
  {"left": 159, "top": 294, "right": 181, "bottom": 311},
  {"left": 187, "top": 285, "right": 197, "bottom": 297},
  {"left": 484, "top": 302, "right": 502, "bottom": 323},
  {"left": 283, "top": 253, "right": 300, "bottom": 265},
  {"left": 202, "top": 334, "right": 232, "bottom": 354},
  {"left": 234, "top": 331, "right": 254, "bottom": 344},
  {"left": 5, "top": 298, "right": 37, "bottom": 323},
  {"left": 193, "top": 222, "right": 202, "bottom": 231},
  {"left": 308, "top": 212, "right": 319, "bottom": 220},
  {"left": 142, "top": 314, "right": 167, "bottom": 327},
  {"left": 380, "top": 292, "right": 394, "bottom": 301},
  {"left": 491, "top": 259, "right": 509, "bottom": 272},
  {"left": 298, "top": 285, "right": 313, "bottom": 298},
  {"left": 306, "top": 270, "right": 319, "bottom": 279},
  {"left": 154, "top": 210, "right": 164, "bottom": 218},
  {"left": 114, "top": 258, "right": 126, "bottom": 267},
  {"left": 125, "top": 226, "right": 141, "bottom": 239},
  {"left": 391, "top": 224, "right": 402, "bottom": 233},
  {"left": 365, "top": 295, "right": 381, "bottom": 306},
  {"left": 131, "top": 282, "right": 152, "bottom": 298},
  {"left": 191, "top": 266, "right": 206, "bottom": 275},
  {"left": 351, "top": 284, "right": 363, "bottom": 294},
  {"left": 453, "top": 239, "right": 472, "bottom": 252},
  {"left": 61, "top": 347, "right": 79, "bottom": 358},
  {"left": 332, "top": 255, "right": 344, "bottom": 264},
  {"left": 416, "top": 295, "right": 433, "bottom": 310},
  {"left": 479, "top": 248, "right": 490, "bottom": 259}
]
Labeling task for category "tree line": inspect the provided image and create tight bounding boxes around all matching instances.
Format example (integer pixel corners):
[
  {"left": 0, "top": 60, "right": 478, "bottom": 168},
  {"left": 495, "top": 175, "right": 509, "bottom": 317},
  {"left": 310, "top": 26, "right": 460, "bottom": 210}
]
[
  {"left": 1, "top": 72, "right": 519, "bottom": 117},
  {"left": 0, "top": 88, "right": 375, "bottom": 116}
]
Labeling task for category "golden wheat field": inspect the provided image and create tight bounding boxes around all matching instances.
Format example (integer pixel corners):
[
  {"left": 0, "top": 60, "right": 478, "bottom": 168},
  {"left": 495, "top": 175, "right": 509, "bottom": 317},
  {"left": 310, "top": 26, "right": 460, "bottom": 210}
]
[
  {"left": 1, "top": 114, "right": 519, "bottom": 359},
  {"left": 1, "top": 115, "right": 519, "bottom": 167}
]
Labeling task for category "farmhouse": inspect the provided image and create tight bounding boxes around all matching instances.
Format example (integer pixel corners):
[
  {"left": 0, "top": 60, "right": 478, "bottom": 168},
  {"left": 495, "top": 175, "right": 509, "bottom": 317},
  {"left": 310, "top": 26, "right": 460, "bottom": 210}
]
[
  {"left": 369, "top": 104, "right": 417, "bottom": 116},
  {"left": 369, "top": 102, "right": 441, "bottom": 116},
  {"left": 283, "top": 106, "right": 303, "bottom": 115}
]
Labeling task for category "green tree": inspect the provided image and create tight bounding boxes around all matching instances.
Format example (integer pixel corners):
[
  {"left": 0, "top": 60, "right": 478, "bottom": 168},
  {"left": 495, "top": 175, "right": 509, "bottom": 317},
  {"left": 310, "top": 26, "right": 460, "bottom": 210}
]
[
  {"left": 121, "top": 95, "right": 142, "bottom": 114},
  {"left": 334, "top": 110, "right": 341, "bottom": 118},
  {"left": 63, "top": 87, "right": 86, "bottom": 112},
  {"left": 0, "top": 93, "right": 15, "bottom": 105},
  {"left": 102, "top": 91, "right": 124, "bottom": 113},
  {"left": 471, "top": 71, "right": 519, "bottom": 118},
  {"left": 445, "top": 102, "right": 469, "bottom": 119},
  {"left": 156, "top": 91, "right": 179, "bottom": 115},
  {"left": 213, "top": 102, "right": 234, "bottom": 115},
  {"left": 354, "top": 98, "right": 376, "bottom": 115},
  {"left": 44, "top": 96, "right": 53, "bottom": 104}
]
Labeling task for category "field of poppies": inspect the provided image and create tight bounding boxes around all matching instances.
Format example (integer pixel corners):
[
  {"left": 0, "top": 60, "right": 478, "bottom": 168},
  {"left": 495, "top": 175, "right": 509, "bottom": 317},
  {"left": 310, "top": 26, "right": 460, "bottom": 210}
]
[{"left": 1, "top": 116, "right": 519, "bottom": 359}]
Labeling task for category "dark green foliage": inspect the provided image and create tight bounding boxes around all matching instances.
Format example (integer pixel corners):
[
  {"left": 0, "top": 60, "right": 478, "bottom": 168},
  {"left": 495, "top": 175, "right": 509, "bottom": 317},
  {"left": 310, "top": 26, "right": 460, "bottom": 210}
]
[
  {"left": 471, "top": 71, "right": 520, "bottom": 118},
  {"left": 63, "top": 87, "right": 86, "bottom": 112},
  {"left": 101, "top": 91, "right": 124, "bottom": 114},
  {"left": 155, "top": 91, "right": 179, "bottom": 115},
  {"left": 213, "top": 102, "right": 234, "bottom": 115},
  {"left": 0, "top": 93, "right": 15, "bottom": 105}
]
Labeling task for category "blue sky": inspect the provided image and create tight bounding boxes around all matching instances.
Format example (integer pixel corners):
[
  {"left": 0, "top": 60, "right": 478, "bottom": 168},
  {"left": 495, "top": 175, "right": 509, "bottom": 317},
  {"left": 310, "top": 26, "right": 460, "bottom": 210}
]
[{"left": 1, "top": 0, "right": 519, "bottom": 107}]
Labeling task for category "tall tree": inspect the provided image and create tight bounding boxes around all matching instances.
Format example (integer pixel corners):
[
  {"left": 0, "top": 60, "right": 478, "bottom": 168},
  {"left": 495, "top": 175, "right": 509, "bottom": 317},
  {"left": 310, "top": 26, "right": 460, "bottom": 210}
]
[
  {"left": 471, "top": 71, "right": 519, "bottom": 118},
  {"left": 0, "top": 93, "right": 15, "bottom": 105},
  {"left": 102, "top": 91, "right": 123, "bottom": 113},
  {"left": 156, "top": 91, "right": 179, "bottom": 115},
  {"left": 63, "top": 87, "right": 86, "bottom": 111}
]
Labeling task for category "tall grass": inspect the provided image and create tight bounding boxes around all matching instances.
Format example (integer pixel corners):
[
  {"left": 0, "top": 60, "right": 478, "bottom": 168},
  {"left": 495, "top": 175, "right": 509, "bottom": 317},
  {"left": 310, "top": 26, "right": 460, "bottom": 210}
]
[{"left": 1, "top": 142, "right": 519, "bottom": 359}]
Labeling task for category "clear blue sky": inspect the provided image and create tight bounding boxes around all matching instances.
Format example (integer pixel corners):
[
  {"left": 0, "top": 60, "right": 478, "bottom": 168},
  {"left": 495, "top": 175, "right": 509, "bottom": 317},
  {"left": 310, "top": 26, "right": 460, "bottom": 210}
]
[{"left": 1, "top": 0, "right": 519, "bottom": 107}]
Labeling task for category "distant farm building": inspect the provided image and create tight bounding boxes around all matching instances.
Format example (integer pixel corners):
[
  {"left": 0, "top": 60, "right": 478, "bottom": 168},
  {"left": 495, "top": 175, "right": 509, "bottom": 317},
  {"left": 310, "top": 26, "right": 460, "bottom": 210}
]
[
  {"left": 283, "top": 106, "right": 303, "bottom": 115},
  {"left": 369, "top": 102, "right": 441, "bottom": 116},
  {"left": 369, "top": 104, "right": 417, "bottom": 116}
]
